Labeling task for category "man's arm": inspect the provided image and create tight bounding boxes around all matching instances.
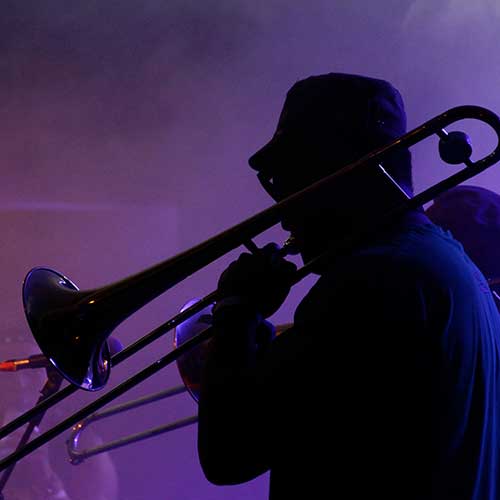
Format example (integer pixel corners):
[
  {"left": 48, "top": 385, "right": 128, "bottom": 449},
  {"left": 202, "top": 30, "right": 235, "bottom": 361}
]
[
  {"left": 197, "top": 244, "right": 296, "bottom": 485},
  {"left": 198, "top": 306, "right": 273, "bottom": 484}
]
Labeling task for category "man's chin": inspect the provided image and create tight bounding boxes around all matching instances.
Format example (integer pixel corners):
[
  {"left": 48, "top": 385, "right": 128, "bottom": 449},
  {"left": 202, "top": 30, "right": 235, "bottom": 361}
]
[{"left": 299, "top": 244, "right": 328, "bottom": 274}]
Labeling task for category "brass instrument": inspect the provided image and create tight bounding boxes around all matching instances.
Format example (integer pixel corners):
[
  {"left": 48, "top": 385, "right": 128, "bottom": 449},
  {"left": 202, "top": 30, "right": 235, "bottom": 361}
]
[
  {"left": 66, "top": 385, "right": 198, "bottom": 465},
  {"left": 66, "top": 298, "right": 291, "bottom": 464},
  {"left": 1, "top": 105, "right": 500, "bottom": 472}
]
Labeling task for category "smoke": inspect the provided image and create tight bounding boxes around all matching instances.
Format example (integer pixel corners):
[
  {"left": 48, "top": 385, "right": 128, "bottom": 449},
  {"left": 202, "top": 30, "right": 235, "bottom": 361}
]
[
  {"left": 403, "top": 0, "right": 500, "bottom": 35},
  {"left": 400, "top": 0, "right": 500, "bottom": 106},
  {"left": 0, "top": 1, "right": 414, "bottom": 208}
]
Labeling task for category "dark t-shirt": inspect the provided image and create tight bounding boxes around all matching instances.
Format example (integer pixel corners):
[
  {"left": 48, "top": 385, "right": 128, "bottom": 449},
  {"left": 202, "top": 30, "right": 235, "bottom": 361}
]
[{"left": 199, "top": 217, "right": 500, "bottom": 499}]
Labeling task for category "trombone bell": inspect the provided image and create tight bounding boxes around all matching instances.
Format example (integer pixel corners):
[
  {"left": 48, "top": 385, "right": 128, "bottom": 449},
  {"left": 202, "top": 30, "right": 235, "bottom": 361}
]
[
  {"left": 174, "top": 299, "right": 213, "bottom": 403},
  {"left": 23, "top": 268, "right": 112, "bottom": 391}
]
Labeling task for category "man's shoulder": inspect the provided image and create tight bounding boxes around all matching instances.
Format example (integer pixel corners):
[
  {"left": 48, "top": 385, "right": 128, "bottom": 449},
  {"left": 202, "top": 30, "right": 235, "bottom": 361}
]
[
  {"left": 294, "top": 222, "right": 472, "bottom": 323},
  {"left": 321, "top": 224, "right": 445, "bottom": 282}
]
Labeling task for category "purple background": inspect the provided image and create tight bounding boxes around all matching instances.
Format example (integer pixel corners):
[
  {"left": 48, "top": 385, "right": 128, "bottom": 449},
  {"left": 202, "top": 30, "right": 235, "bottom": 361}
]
[{"left": 1, "top": 2, "right": 500, "bottom": 498}]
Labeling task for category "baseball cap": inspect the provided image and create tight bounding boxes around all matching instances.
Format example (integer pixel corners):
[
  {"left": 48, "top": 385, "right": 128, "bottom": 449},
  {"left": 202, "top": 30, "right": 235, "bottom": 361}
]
[{"left": 249, "top": 72, "right": 407, "bottom": 173}]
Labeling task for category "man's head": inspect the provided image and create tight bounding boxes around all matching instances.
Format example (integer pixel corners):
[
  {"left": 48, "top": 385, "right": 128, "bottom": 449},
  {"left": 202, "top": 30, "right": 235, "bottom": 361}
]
[{"left": 249, "top": 72, "right": 411, "bottom": 261}]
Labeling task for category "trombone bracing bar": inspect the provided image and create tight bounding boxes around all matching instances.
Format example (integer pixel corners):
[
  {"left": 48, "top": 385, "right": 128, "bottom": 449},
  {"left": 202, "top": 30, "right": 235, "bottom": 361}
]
[{"left": 1, "top": 105, "right": 500, "bottom": 471}]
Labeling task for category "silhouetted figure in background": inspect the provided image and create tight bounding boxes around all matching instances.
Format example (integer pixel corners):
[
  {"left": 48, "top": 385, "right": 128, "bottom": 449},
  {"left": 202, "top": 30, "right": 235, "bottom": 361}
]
[
  {"left": 0, "top": 334, "right": 119, "bottom": 500},
  {"left": 426, "top": 184, "right": 500, "bottom": 308}
]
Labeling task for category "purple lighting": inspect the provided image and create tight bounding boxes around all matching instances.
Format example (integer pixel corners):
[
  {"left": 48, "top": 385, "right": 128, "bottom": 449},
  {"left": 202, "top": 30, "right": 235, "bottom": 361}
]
[{"left": 1, "top": 1, "right": 500, "bottom": 498}]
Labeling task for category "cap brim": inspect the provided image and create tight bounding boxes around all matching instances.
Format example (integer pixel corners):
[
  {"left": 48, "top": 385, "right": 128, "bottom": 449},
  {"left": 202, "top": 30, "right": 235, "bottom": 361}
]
[{"left": 248, "top": 136, "right": 283, "bottom": 171}]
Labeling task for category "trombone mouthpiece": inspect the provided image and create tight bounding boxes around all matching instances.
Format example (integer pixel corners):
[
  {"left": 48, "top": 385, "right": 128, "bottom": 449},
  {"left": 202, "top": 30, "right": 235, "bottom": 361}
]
[{"left": 282, "top": 236, "right": 300, "bottom": 256}]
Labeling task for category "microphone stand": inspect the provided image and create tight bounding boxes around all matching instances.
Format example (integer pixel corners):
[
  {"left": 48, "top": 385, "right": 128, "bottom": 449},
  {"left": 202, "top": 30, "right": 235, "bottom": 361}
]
[{"left": 0, "top": 365, "right": 63, "bottom": 499}]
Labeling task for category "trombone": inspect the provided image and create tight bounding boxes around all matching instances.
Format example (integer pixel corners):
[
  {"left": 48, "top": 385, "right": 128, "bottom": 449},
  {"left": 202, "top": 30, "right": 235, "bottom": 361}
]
[
  {"left": 66, "top": 307, "right": 292, "bottom": 464},
  {"left": 66, "top": 298, "right": 214, "bottom": 465},
  {"left": 1, "top": 104, "right": 500, "bottom": 472},
  {"left": 67, "top": 385, "right": 198, "bottom": 465}
]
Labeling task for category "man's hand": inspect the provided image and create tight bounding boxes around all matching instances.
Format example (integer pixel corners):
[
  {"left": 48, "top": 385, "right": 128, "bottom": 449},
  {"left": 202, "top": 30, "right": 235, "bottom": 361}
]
[{"left": 214, "top": 242, "right": 297, "bottom": 319}]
